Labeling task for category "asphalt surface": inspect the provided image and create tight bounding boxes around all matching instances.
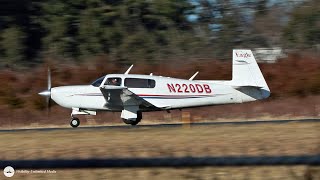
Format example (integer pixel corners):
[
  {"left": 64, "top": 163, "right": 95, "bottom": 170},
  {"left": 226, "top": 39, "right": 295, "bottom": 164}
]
[{"left": 0, "top": 118, "right": 319, "bottom": 132}]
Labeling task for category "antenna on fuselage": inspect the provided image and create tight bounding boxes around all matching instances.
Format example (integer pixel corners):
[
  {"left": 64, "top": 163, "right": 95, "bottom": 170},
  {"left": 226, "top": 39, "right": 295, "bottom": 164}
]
[
  {"left": 124, "top": 64, "right": 133, "bottom": 74},
  {"left": 150, "top": 73, "right": 153, "bottom": 76},
  {"left": 189, "top": 71, "right": 199, "bottom": 80}
]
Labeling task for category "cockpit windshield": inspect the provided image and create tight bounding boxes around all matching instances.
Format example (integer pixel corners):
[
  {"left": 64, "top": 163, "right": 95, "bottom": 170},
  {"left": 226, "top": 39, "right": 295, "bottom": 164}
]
[{"left": 91, "top": 76, "right": 105, "bottom": 87}]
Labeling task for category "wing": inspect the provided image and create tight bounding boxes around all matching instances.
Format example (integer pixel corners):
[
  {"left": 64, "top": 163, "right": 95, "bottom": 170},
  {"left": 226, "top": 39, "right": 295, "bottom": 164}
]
[{"left": 99, "top": 85, "right": 164, "bottom": 109}]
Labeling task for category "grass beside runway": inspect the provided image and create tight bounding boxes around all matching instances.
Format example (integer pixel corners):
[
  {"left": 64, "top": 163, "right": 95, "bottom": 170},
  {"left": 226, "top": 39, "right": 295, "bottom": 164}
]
[{"left": 0, "top": 121, "right": 319, "bottom": 160}]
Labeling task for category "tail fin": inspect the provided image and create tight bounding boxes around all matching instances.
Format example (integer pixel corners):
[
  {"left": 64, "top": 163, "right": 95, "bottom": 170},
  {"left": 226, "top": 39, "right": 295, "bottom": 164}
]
[{"left": 231, "top": 49, "right": 270, "bottom": 97}]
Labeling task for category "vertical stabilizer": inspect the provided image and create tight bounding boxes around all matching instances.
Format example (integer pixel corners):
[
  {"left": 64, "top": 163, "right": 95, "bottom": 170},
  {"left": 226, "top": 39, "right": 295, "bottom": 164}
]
[{"left": 231, "top": 49, "right": 270, "bottom": 98}]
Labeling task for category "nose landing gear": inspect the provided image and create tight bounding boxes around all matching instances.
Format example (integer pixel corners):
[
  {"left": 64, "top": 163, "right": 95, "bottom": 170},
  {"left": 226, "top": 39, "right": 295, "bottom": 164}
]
[
  {"left": 70, "top": 117, "right": 80, "bottom": 128},
  {"left": 69, "top": 108, "right": 96, "bottom": 128}
]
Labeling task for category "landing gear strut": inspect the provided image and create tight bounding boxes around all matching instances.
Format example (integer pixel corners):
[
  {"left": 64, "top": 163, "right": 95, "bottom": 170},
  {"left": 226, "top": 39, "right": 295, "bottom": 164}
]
[
  {"left": 70, "top": 117, "right": 80, "bottom": 128},
  {"left": 122, "top": 111, "right": 142, "bottom": 126}
]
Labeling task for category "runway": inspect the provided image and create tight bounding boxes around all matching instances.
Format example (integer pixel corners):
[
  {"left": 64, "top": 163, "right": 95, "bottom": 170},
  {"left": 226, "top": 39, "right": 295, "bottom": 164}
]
[{"left": 0, "top": 118, "right": 319, "bottom": 132}]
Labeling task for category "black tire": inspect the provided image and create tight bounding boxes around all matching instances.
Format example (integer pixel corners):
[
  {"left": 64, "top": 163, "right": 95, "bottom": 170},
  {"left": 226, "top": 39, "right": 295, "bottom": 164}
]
[
  {"left": 122, "top": 118, "right": 132, "bottom": 125},
  {"left": 130, "top": 112, "right": 142, "bottom": 126},
  {"left": 130, "top": 119, "right": 140, "bottom": 126},
  {"left": 121, "top": 112, "right": 142, "bottom": 126},
  {"left": 70, "top": 117, "right": 80, "bottom": 128},
  {"left": 137, "top": 111, "right": 142, "bottom": 120}
]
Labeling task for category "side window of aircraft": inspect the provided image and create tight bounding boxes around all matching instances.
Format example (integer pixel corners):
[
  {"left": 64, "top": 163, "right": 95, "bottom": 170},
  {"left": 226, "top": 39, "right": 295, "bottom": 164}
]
[
  {"left": 91, "top": 76, "right": 106, "bottom": 87},
  {"left": 124, "top": 78, "right": 156, "bottom": 88},
  {"left": 105, "top": 77, "right": 122, "bottom": 86}
]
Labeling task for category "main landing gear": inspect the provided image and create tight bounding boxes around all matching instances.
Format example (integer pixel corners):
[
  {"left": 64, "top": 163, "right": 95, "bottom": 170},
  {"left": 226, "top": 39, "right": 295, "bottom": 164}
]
[
  {"left": 70, "top": 117, "right": 80, "bottom": 128},
  {"left": 122, "top": 111, "right": 142, "bottom": 126}
]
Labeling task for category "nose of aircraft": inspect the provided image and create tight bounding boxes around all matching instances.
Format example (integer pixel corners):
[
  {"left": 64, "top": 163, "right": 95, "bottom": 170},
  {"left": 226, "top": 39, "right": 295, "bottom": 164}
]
[
  {"left": 38, "top": 89, "right": 51, "bottom": 97},
  {"left": 38, "top": 88, "right": 52, "bottom": 111}
]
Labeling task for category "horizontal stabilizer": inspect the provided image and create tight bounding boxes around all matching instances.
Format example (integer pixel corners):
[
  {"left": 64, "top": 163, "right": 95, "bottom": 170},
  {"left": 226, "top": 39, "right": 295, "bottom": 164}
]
[{"left": 232, "top": 85, "right": 264, "bottom": 89}]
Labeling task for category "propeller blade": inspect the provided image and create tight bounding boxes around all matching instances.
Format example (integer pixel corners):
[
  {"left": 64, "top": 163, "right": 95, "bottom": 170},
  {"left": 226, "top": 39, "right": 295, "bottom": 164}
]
[
  {"left": 47, "top": 67, "right": 51, "bottom": 116},
  {"left": 48, "top": 67, "right": 51, "bottom": 90},
  {"left": 46, "top": 95, "right": 51, "bottom": 116},
  {"left": 38, "top": 67, "right": 52, "bottom": 117}
]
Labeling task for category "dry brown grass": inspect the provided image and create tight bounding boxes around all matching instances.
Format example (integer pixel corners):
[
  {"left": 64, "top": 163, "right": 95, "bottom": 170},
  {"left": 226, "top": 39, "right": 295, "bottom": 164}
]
[
  {"left": 0, "top": 94, "right": 319, "bottom": 129},
  {"left": 0, "top": 122, "right": 318, "bottom": 160}
]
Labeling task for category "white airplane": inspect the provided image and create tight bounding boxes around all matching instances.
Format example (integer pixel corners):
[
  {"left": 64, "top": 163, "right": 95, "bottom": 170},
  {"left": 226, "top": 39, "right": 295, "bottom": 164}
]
[{"left": 39, "top": 50, "right": 270, "bottom": 127}]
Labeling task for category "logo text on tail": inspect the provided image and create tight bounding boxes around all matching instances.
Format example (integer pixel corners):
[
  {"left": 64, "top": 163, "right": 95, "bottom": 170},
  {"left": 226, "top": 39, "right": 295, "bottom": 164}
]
[{"left": 235, "top": 52, "right": 251, "bottom": 58}]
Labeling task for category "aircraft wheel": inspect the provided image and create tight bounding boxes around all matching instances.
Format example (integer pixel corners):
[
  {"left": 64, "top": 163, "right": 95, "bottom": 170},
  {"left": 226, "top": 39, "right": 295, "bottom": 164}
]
[
  {"left": 130, "top": 119, "right": 140, "bottom": 126},
  {"left": 122, "top": 118, "right": 141, "bottom": 126},
  {"left": 122, "top": 112, "right": 142, "bottom": 126},
  {"left": 70, "top": 117, "right": 80, "bottom": 128},
  {"left": 122, "top": 118, "right": 132, "bottom": 125},
  {"left": 130, "top": 111, "right": 142, "bottom": 125}
]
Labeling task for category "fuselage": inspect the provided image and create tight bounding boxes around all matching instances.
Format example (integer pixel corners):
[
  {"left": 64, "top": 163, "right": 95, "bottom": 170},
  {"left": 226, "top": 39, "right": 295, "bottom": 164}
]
[{"left": 50, "top": 74, "right": 269, "bottom": 111}]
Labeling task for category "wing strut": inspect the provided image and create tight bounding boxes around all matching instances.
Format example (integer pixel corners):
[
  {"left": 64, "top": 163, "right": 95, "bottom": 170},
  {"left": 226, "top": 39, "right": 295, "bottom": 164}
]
[{"left": 189, "top": 71, "right": 199, "bottom": 80}]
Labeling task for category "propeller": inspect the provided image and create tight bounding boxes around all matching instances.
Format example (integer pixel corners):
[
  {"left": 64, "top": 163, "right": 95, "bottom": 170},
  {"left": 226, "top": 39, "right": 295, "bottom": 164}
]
[{"left": 38, "top": 68, "right": 52, "bottom": 114}]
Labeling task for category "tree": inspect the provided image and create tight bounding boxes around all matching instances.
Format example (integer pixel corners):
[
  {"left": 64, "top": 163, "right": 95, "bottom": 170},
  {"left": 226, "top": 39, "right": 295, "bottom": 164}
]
[
  {"left": 39, "top": 1, "right": 81, "bottom": 59},
  {"left": 255, "top": 0, "right": 268, "bottom": 16},
  {"left": 0, "top": 26, "right": 26, "bottom": 68},
  {"left": 283, "top": 0, "right": 320, "bottom": 49},
  {"left": 194, "top": 0, "right": 246, "bottom": 59},
  {"left": 36, "top": 0, "right": 200, "bottom": 63}
]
